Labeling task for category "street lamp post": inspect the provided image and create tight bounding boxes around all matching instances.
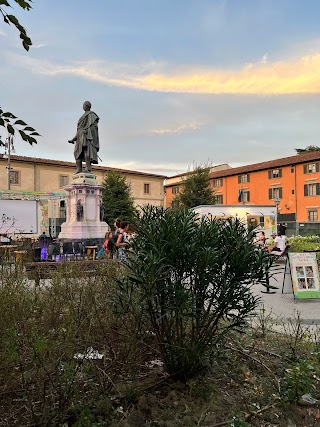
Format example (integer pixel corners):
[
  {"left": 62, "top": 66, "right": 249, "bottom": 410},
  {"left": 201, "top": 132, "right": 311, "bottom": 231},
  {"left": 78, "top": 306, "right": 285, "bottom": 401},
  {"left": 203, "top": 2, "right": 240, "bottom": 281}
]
[
  {"left": 3, "top": 135, "right": 16, "bottom": 190},
  {"left": 261, "top": 196, "right": 281, "bottom": 295},
  {"left": 274, "top": 197, "right": 280, "bottom": 231}
]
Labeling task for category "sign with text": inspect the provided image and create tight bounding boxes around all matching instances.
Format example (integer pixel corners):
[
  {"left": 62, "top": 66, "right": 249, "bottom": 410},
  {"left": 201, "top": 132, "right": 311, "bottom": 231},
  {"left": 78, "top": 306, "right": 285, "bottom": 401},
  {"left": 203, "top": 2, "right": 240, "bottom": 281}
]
[{"left": 289, "top": 253, "right": 320, "bottom": 299}]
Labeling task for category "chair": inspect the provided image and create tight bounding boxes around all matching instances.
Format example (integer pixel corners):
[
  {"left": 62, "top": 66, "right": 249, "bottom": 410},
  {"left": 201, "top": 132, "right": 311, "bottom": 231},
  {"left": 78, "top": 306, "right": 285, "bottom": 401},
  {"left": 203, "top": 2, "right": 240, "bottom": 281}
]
[
  {"left": 73, "top": 242, "right": 84, "bottom": 260},
  {"left": 48, "top": 243, "right": 60, "bottom": 261},
  {"left": 33, "top": 247, "right": 42, "bottom": 262},
  {"left": 262, "top": 245, "right": 291, "bottom": 294},
  {"left": 61, "top": 242, "right": 75, "bottom": 260}
]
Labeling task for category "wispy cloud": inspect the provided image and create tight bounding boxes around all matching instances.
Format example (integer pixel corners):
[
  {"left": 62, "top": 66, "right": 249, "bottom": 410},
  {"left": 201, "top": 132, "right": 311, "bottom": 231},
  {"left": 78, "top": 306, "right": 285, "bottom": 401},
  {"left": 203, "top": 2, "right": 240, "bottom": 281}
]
[
  {"left": 33, "top": 43, "right": 47, "bottom": 49},
  {"left": 12, "top": 51, "right": 320, "bottom": 94},
  {"left": 146, "top": 122, "right": 202, "bottom": 136},
  {"left": 110, "top": 160, "right": 185, "bottom": 175}
]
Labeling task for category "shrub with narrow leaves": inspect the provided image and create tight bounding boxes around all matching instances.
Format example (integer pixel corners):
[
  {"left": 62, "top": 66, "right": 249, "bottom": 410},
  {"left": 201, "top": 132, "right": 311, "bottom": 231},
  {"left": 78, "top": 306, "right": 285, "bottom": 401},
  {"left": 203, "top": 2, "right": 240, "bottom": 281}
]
[{"left": 122, "top": 206, "right": 271, "bottom": 379}]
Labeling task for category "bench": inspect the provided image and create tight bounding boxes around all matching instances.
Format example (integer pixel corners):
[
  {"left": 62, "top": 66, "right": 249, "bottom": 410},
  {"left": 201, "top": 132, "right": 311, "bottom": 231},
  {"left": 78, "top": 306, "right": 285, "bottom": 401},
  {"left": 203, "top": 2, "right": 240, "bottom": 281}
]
[
  {"left": 25, "top": 259, "right": 110, "bottom": 286},
  {"left": 269, "top": 244, "right": 291, "bottom": 263}
]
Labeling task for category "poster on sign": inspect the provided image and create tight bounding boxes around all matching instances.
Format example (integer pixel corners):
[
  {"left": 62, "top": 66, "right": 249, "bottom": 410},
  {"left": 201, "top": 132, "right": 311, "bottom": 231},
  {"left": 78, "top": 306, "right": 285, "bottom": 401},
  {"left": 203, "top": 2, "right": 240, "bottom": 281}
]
[{"left": 289, "top": 253, "right": 320, "bottom": 299}]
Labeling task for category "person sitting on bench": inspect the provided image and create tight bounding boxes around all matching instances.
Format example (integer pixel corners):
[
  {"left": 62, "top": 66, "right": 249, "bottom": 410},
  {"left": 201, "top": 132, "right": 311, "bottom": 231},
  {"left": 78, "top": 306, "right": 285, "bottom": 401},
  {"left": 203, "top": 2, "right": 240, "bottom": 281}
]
[{"left": 267, "top": 232, "right": 286, "bottom": 254}]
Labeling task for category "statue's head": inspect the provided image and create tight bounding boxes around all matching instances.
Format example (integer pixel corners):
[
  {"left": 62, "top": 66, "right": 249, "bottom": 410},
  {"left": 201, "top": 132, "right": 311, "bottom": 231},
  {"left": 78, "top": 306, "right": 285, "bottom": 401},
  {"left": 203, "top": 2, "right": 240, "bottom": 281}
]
[{"left": 83, "top": 101, "right": 91, "bottom": 111}]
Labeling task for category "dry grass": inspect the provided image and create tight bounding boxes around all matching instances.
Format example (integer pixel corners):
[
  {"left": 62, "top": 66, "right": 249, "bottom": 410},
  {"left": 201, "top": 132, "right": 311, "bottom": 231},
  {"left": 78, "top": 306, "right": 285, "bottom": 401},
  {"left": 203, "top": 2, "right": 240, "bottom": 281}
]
[{"left": 0, "top": 263, "right": 319, "bottom": 426}]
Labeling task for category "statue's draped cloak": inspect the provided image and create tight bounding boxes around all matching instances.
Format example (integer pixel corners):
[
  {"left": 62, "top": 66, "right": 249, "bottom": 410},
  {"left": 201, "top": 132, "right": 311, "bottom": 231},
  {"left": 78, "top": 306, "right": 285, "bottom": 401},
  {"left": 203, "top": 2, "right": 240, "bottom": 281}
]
[{"left": 74, "top": 110, "right": 99, "bottom": 164}]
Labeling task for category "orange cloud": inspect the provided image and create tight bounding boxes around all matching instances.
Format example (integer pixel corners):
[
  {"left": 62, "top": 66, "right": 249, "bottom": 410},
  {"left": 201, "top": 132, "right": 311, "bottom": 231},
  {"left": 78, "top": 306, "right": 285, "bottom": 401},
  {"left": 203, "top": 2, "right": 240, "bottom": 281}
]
[
  {"left": 19, "top": 52, "right": 320, "bottom": 94},
  {"left": 139, "top": 54, "right": 320, "bottom": 94}
]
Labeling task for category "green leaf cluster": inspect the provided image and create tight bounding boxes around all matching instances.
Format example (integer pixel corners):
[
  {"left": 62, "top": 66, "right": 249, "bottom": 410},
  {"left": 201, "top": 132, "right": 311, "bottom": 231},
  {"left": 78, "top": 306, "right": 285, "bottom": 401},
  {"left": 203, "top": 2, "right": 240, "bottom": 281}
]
[
  {"left": 101, "top": 170, "right": 138, "bottom": 226},
  {"left": 173, "top": 165, "right": 216, "bottom": 209},
  {"left": 0, "top": 2, "right": 39, "bottom": 145},
  {"left": 0, "top": 107, "right": 40, "bottom": 145},
  {"left": 0, "top": 0, "right": 33, "bottom": 50},
  {"left": 123, "top": 206, "right": 270, "bottom": 379},
  {"left": 282, "top": 359, "right": 315, "bottom": 402}
]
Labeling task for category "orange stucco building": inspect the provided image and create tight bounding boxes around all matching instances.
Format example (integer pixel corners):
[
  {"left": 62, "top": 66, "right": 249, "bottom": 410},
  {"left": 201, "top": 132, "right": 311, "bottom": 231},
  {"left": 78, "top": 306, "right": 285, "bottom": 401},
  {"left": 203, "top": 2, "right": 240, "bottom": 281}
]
[{"left": 165, "top": 152, "right": 320, "bottom": 235}]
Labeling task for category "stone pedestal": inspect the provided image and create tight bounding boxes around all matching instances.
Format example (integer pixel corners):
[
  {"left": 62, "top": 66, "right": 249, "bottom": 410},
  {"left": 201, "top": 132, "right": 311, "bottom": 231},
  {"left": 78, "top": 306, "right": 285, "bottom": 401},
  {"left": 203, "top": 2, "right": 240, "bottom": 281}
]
[{"left": 58, "top": 172, "right": 108, "bottom": 240}]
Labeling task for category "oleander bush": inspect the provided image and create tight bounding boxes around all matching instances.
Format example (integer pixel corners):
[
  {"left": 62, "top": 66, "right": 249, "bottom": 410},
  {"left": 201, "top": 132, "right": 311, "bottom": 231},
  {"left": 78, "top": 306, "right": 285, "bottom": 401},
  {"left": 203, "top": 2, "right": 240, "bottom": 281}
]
[{"left": 123, "top": 206, "right": 271, "bottom": 380}]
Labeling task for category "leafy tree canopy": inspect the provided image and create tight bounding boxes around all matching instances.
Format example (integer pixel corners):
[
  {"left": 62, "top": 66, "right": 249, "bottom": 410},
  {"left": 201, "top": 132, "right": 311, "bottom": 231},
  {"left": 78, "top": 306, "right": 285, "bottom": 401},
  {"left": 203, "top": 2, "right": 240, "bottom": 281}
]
[
  {"left": 0, "top": 1, "right": 40, "bottom": 146},
  {"left": 173, "top": 164, "right": 216, "bottom": 209},
  {"left": 102, "top": 170, "right": 138, "bottom": 226},
  {"left": 295, "top": 145, "right": 320, "bottom": 154}
]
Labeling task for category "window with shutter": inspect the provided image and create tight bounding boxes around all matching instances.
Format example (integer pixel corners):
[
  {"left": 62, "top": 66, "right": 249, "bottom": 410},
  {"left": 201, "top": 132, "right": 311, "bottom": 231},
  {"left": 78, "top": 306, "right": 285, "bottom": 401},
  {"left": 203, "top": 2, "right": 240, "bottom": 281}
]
[
  {"left": 144, "top": 183, "right": 150, "bottom": 194},
  {"left": 269, "top": 169, "right": 282, "bottom": 179},
  {"left": 9, "top": 170, "right": 20, "bottom": 185},
  {"left": 304, "top": 163, "right": 319, "bottom": 174},
  {"left": 213, "top": 179, "right": 223, "bottom": 187},
  {"left": 214, "top": 194, "right": 223, "bottom": 204},
  {"left": 239, "top": 174, "right": 250, "bottom": 183},
  {"left": 59, "top": 175, "right": 69, "bottom": 188},
  {"left": 304, "top": 183, "right": 319, "bottom": 196},
  {"left": 269, "top": 187, "right": 282, "bottom": 199},
  {"left": 172, "top": 186, "right": 179, "bottom": 194},
  {"left": 308, "top": 210, "right": 318, "bottom": 221}
]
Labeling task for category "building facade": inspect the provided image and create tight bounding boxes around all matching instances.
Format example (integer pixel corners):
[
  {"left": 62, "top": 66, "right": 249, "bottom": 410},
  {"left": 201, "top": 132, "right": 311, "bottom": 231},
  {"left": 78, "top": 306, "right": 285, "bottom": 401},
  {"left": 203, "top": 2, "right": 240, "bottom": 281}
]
[
  {"left": 0, "top": 155, "right": 166, "bottom": 236},
  {"left": 164, "top": 152, "right": 320, "bottom": 236}
]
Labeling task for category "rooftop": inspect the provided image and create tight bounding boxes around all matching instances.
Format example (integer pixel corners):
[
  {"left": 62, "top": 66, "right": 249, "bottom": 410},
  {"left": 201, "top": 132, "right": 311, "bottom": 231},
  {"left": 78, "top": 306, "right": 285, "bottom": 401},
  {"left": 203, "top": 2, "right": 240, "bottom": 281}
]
[
  {"left": 209, "top": 151, "right": 320, "bottom": 179},
  {"left": 0, "top": 154, "right": 167, "bottom": 179}
]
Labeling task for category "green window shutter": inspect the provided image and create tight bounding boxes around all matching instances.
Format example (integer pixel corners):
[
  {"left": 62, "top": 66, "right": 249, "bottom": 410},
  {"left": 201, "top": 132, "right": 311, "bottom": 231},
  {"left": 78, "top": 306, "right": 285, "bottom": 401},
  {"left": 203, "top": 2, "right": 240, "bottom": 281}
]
[
  {"left": 247, "top": 175, "right": 250, "bottom": 182},
  {"left": 279, "top": 187, "right": 283, "bottom": 198},
  {"left": 279, "top": 169, "right": 282, "bottom": 178},
  {"left": 317, "top": 183, "right": 320, "bottom": 195},
  {"left": 268, "top": 170, "right": 272, "bottom": 179},
  {"left": 247, "top": 192, "right": 250, "bottom": 202},
  {"left": 304, "top": 184, "right": 308, "bottom": 196},
  {"left": 238, "top": 176, "right": 241, "bottom": 183},
  {"left": 316, "top": 163, "right": 319, "bottom": 172},
  {"left": 303, "top": 165, "right": 308, "bottom": 174},
  {"left": 268, "top": 188, "right": 272, "bottom": 199}
]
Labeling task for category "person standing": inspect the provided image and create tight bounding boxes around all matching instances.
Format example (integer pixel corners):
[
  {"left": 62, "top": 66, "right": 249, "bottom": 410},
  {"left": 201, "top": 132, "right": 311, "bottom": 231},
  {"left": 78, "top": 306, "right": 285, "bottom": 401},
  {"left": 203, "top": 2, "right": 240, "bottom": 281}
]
[
  {"left": 115, "top": 221, "right": 130, "bottom": 262},
  {"left": 68, "top": 101, "right": 100, "bottom": 173},
  {"left": 278, "top": 222, "right": 287, "bottom": 237}
]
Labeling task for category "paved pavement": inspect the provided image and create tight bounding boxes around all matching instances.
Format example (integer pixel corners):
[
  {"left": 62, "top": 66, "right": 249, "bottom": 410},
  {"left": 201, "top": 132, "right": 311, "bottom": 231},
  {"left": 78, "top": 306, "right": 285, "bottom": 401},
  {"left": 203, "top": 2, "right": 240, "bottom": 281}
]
[{"left": 252, "top": 268, "right": 320, "bottom": 325}]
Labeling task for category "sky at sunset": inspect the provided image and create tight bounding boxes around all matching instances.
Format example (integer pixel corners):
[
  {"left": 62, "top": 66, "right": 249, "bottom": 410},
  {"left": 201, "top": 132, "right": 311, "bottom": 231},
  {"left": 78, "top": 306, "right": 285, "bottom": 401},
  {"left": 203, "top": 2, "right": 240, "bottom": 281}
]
[{"left": 1, "top": 0, "right": 320, "bottom": 176}]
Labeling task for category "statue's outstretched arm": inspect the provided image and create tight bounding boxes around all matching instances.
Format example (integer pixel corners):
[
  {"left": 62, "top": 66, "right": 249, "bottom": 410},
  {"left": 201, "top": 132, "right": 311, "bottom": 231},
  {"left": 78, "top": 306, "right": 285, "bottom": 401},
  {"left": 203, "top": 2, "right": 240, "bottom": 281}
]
[{"left": 68, "top": 135, "right": 77, "bottom": 144}]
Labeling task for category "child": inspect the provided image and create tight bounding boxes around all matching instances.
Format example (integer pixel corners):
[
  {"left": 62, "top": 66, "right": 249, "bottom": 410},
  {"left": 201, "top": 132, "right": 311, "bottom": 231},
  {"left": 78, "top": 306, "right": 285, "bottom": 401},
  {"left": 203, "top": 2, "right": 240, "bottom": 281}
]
[{"left": 97, "top": 231, "right": 114, "bottom": 259}]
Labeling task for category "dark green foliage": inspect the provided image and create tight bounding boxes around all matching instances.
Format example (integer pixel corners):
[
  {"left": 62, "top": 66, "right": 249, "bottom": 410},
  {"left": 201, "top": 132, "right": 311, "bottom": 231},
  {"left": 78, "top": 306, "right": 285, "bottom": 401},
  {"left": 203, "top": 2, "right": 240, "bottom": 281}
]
[
  {"left": 173, "top": 165, "right": 216, "bottom": 209},
  {"left": 282, "top": 360, "right": 315, "bottom": 402},
  {"left": 0, "top": 108, "right": 40, "bottom": 145},
  {"left": 0, "top": 0, "right": 33, "bottom": 51},
  {"left": 295, "top": 145, "right": 320, "bottom": 154},
  {"left": 0, "top": 1, "right": 40, "bottom": 144},
  {"left": 101, "top": 170, "right": 137, "bottom": 225},
  {"left": 123, "top": 206, "right": 271, "bottom": 379}
]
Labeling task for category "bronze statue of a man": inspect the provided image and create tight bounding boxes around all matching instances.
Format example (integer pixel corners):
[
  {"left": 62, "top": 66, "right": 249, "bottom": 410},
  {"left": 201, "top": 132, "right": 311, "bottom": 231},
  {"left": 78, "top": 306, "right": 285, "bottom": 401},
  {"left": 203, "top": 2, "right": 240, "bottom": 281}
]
[{"left": 68, "top": 101, "right": 100, "bottom": 173}]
